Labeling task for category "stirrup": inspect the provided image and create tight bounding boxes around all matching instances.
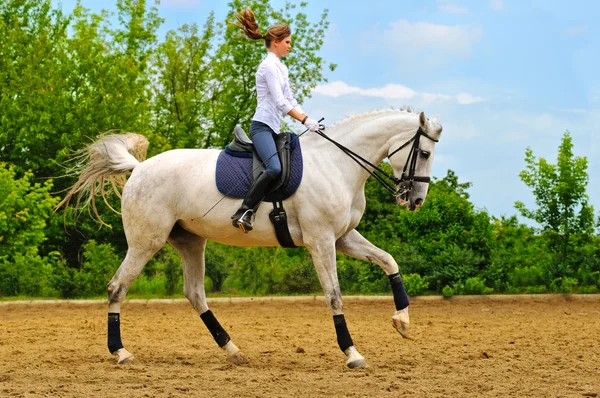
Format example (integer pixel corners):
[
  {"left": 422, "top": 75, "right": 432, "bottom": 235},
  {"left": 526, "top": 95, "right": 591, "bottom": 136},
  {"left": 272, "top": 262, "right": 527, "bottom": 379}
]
[{"left": 235, "top": 209, "right": 255, "bottom": 234}]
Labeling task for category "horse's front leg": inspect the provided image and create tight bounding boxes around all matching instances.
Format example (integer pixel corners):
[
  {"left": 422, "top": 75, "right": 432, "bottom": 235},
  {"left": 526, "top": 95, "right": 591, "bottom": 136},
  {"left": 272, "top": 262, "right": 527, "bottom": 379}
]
[
  {"left": 336, "top": 229, "right": 410, "bottom": 338},
  {"left": 306, "top": 237, "right": 366, "bottom": 369}
]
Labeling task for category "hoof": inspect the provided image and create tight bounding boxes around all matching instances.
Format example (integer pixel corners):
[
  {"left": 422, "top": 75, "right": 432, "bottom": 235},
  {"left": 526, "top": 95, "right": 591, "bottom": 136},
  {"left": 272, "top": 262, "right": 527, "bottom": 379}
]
[
  {"left": 346, "top": 357, "right": 367, "bottom": 369},
  {"left": 227, "top": 350, "right": 249, "bottom": 365},
  {"left": 222, "top": 341, "right": 248, "bottom": 365},
  {"left": 344, "top": 346, "right": 367, "bottom": 369},
  {"left": 114, "top": 348, "right": 135, "bottom": 365},
  {"left": 392, "top": 308, "right": 410, "bottom": 339}
]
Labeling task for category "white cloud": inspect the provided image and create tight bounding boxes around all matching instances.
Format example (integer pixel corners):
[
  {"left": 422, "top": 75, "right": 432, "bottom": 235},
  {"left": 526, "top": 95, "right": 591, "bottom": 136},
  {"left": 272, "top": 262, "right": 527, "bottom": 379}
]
[
  {"left": 438, "top": 2, "right": 469, "bottom": 15},
  {"left": 162, "top": 0, "right": 202, "bottom": 9},
  {"left": 313, "top": 81, "right": 483, "bottom": 105},
  {"left": 384, "top": 19, "right": 483, "bottom": 59},
  {"left": 456, "top": 93, "right": 486, "bottom": 105},
  {"left": 489, "top": 0, "right": 505, "bottom": 10}
]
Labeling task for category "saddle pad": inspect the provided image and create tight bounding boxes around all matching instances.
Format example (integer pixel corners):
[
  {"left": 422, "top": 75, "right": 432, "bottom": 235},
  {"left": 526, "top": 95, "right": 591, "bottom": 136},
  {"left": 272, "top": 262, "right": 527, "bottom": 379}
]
[{"left": 215, "top": 137, "right": 303, "bottom": 202}]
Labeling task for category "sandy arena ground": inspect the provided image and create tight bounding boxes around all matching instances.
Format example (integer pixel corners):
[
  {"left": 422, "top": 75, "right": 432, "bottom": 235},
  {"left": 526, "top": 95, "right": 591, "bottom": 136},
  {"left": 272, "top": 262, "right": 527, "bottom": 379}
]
[{"left": 1, "top": 297, "right": 599, "bottom": 397}]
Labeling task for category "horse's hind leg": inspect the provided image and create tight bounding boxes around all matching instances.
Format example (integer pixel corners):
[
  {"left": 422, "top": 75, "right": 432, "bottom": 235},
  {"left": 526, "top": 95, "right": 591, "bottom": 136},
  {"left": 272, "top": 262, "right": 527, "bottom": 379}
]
[
  {"left": 168, "top": 224, "right": 247, "bottom": 365},
  {"left": 107, "top": 245, "right": 162, "bottom": 364},
  {"left": 336, "top": 229, "right": 410, "bottom": 337}
]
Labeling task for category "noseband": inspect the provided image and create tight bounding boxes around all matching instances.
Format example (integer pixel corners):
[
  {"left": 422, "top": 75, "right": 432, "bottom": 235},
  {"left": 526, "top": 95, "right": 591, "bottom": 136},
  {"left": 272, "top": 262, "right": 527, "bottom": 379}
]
[{"left": 314, "top": 127, "right": 439, "bottom": 197}]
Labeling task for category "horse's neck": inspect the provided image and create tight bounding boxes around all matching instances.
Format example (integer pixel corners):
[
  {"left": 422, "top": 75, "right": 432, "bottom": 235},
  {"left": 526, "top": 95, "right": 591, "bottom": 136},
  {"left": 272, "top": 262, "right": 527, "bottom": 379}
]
[{"left": 306, "top": 113, "right": 416, "bottom": 190}]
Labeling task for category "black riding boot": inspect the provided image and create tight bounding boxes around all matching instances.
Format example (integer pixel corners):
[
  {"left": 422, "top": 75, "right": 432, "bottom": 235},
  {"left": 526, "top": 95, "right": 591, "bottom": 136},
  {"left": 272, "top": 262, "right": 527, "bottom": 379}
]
[{"left": 231, "top": 171, "right": 275, "bottom": 233}]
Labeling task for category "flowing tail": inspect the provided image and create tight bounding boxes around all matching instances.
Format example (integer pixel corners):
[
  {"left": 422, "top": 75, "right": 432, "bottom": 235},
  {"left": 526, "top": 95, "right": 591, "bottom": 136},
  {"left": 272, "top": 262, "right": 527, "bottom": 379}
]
[{"left": 55, "top": 133, "right": 149, "bottom": 225}]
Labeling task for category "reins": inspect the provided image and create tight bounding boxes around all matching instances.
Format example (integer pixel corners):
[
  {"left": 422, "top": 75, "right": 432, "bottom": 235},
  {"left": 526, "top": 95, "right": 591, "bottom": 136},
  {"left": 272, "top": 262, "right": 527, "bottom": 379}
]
[{"left": 314, "top": 126, "right": 439, "bottom": 197}]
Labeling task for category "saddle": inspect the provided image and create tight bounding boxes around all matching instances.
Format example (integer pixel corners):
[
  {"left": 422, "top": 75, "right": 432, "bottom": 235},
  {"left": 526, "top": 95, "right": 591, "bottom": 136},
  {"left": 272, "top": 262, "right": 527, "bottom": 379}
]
[
  {"left": 215, "top": 126, "right": 303, "bottom": 248},
  {"left": 216, "top": 126, "right": 303, "bottom": 203},
  {"left": 226, "top": 126, "right": 294, "bottom": 192}
]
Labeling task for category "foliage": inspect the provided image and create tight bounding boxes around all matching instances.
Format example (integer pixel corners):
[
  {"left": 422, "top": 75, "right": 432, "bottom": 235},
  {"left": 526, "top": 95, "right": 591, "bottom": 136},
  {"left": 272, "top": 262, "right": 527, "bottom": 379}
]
[
  {"left": 462, "top": 277, "right": 493, "bottom": 295},
  {"left": 403, "top": 274, "right": 429, "bottom": 296},
  {"left": 549, "top": 277, "right": 579, "bottom": 294},
  {"left": 515, "top": 132, "right": 596, "bottom": 272},
  {"left": 442, "top": 285, "right": 454, "bottom": 298},
  {"left": 0, "top": 163, "right": 58, "bottom": 296}
]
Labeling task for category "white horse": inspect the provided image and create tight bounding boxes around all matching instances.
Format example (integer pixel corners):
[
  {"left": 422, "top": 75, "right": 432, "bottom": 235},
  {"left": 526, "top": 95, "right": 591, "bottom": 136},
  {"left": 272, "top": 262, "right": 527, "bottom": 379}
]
[{"left": 58, "top": 107, "right": 442, "bottom": 369}]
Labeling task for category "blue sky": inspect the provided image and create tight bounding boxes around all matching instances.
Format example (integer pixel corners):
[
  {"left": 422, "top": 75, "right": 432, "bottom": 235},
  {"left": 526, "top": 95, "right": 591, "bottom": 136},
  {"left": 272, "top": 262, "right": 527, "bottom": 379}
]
[{"left": 56, "top": 0, "right": 599, "bottom": 223}]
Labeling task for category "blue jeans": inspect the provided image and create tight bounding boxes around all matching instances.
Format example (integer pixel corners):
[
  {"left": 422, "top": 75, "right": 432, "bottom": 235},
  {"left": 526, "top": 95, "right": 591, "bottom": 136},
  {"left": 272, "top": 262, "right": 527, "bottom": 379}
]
[{"left": 250, "top": 121, "right": 281, "bottom": 178}]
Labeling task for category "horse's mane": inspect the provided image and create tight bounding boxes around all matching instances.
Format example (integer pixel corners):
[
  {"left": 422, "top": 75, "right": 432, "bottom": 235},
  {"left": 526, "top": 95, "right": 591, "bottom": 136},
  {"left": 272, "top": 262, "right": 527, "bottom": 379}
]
[{"left": 328, "top": 106, "right": 420, "bottom": 130}]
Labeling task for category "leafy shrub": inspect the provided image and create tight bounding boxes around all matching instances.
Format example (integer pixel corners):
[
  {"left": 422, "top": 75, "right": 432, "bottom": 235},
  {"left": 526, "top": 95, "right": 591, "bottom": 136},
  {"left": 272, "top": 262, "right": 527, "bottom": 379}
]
[
  {"left": 429, "top": 245, "right": 483, "bottom": 290},
  {"left": 550, "top": 277, "right": 578, "bottom": 293},
  {"left": 0, "top": 163, "right": 58, "bottom": 296},
  {"left": 462, "top": 277, "right": 494, "bottom": 295},
  {"left": 129, "top": 274, "right": 168, "bottom": 297},
  {"left": 204, "top": 242, "right": 233, "bottom": 292},
  {"left": 525, "top": 285, "right": 547, "bottom": 294},
  {"left": 80, "top": 240, "right": 121, "bottom": 296},
  {"left": 442, "top": 285, "right": 454, "bottom": 298},
  {"left": 403, "top": 273, "right": 429, "bottom": 296},
  {"left": 508, "top": 266, "right": 546, "bottom": 288},
  {"left": 577, "top": 285, "right": 599, "bottom": 294}
]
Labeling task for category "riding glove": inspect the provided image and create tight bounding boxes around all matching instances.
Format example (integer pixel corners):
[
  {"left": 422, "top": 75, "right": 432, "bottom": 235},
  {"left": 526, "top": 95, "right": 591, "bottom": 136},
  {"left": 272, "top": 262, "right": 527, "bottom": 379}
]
[{"left": 303, "top": 117, "right": 324, "bottom": 132}]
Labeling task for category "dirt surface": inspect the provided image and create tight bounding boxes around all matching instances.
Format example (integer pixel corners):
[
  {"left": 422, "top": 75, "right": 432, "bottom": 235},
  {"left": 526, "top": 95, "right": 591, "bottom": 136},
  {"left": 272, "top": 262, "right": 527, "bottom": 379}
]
[{"left": 1, "top": 297, "right": 599, "bottom": 397}]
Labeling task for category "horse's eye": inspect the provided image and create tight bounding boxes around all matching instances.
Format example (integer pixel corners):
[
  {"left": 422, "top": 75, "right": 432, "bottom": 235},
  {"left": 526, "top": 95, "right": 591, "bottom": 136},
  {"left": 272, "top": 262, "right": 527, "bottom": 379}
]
[{"left": 420, "top": 150, "right": 430, "bottom": 159}]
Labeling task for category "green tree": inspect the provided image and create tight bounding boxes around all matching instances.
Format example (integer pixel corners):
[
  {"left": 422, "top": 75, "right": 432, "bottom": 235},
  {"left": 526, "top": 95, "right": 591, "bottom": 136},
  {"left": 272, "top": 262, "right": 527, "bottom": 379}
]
[
  {"left": 0, "top": 163, "right": 59, "bottom": 296},
  {"left": 515, "top": 132, "right": 596, "bottom": 276}
]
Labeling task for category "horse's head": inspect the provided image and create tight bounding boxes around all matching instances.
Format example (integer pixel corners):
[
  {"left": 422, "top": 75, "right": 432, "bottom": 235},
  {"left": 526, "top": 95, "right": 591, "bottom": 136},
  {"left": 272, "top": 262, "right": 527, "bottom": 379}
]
[{"left": 388, "top": 111, "right": 442, "bottom": 211}]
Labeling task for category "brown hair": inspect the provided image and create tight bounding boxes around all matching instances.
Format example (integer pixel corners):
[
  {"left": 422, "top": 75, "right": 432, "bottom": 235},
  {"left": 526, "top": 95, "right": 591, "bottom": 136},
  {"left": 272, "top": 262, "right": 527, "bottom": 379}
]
[{"left": 230, "top": 8, "right": 291, "bottom": 48}]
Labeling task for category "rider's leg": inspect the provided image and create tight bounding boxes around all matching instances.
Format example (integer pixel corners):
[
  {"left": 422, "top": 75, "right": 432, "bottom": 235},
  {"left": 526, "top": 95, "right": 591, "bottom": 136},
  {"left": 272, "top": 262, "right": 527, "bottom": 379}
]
[{"left": 231, "top": 121, "right": 281, "bottom": 232}]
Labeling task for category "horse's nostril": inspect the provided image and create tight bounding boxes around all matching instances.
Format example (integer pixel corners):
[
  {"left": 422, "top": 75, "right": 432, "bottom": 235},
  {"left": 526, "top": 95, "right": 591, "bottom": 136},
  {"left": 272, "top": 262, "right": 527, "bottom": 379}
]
[{"left": 415, "top": 198, "right": 423, "bottom": 206}]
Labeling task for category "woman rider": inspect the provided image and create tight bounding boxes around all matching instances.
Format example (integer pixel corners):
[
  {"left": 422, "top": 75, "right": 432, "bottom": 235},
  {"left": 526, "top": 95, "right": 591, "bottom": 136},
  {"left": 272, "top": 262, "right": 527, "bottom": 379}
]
[{"left": 230, "top": 8, "right": 324, "bottom": 233}]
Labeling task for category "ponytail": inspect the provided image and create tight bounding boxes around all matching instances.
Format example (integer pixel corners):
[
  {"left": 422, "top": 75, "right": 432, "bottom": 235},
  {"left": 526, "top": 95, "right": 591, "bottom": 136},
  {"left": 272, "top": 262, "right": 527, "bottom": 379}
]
[
  {"left": 230, "top": 8, "right": 263, "bottom": 40},
  {"left": 230, "top": 8, "right": 291, "bottom": 48}
]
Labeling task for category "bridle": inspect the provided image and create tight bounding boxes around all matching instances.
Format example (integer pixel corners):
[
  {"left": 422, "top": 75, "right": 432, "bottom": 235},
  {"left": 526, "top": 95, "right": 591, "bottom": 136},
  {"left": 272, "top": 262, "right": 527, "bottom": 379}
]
[{"left": 314, "top": 126, "right": 439, "bottom": 198}]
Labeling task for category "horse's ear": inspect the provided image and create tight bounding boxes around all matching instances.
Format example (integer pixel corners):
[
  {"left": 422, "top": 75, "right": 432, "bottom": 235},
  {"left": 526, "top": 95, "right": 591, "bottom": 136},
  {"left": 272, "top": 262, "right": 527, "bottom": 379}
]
[{"left": 419, "top": 112, "right": 427, "bottom": 130}]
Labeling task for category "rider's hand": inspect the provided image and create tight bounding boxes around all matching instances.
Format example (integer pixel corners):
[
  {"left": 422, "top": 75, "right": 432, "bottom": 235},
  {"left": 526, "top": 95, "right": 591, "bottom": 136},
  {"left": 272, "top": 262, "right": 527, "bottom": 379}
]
[{"left": 303, "top": 117, "right": 325, "bottom": 132}]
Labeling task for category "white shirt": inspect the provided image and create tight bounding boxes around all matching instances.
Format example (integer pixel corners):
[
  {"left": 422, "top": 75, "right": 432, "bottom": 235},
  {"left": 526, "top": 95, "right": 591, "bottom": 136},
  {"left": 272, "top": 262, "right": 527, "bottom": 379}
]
[{"left": 252, "top": 51, "right": 300, "bottom": 134}]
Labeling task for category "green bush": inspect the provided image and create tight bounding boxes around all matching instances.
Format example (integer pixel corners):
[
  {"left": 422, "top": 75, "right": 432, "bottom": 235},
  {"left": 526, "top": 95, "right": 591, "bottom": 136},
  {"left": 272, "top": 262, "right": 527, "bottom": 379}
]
[
  {"left": 0, "top": 163, "right": 58, "bottom": 296},
  {"left": 442, "top": 285, "right": 454, "bottom": 298},
  {"left": 550, "top": 277, "right": 579, "bottom": 293},
  {"left": 129, "top": 274, "right": 168, "bottom": 297},
  {"left": 577, "top": 285, "right": 599, "bottom": 294},
  {"left": 204, "top": 242, "right": 233, "bottom": 292},
  {"left": 403, "top": 273, "right": 429, "bottom": 296},
  {"left": 429, "top": 245, "right": 483, "bottom": 291},
  {"left": 508, "top": 266, "right": 546, "bottom": 288},
  {"left": 525, "top": 285, "right": 548, "bottom": 294},
  {"left": 462, "top": 277, "right": 494, "bottom": 295},
  {"left": 51, "top": 240, "right": 121, "bottom": 298}
]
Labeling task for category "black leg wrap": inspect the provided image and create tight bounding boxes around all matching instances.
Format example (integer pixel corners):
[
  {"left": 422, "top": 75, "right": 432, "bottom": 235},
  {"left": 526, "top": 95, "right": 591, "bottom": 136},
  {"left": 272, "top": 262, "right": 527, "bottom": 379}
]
[
  {"left": 333, "top": 314, "right": 354, "bottom": 353},
  {"left": 389, "top": 272, "right": 410, "bottom": 310},
  {"left": 108, "top": 313, "right": 124, "bottom": 354},
  {"left": 200, "top": 309, "right": 231, "bottom": 348}
]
